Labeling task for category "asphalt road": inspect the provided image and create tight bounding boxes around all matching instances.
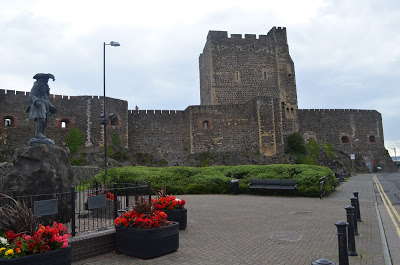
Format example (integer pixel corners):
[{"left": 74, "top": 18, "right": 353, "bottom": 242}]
[
  {"left": 376, "top": 172, "right": 400, "bottom": 204},
  {"left": 374, "top": 172, "right": 400, "bottom": 264}
]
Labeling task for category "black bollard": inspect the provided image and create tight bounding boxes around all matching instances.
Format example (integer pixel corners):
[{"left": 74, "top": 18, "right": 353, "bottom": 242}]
[
  {"left": 335, "top": 220, "right": 349, "bottom": 265},
  {"left": 345, "top": 205, "right": 358, "bottom": 256},
  {"left": 312, "top": 258, "right": 335, "bottom": 265},
  {"left": 353, "top": 191, "right": 362, "bottom": 222},
  {"left": 350, "top": 197, "right": 359, "bottom": 235}
]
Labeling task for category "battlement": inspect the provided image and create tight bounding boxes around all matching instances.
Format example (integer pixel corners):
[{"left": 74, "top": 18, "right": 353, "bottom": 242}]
[
  {"left": 0, "top": 89, "right": 113, "bottom": 102},
  {"left": 298, "top": 109, "right": 378, "bottom": 113},
  {"left": 129, "top": 109, "right": 185, "bottom": 115},
  {"left": 0, "top": 89, "right": 29, "bottom": 96},
  {"left": 188, "top": 102, "right": 248, "bottom": 111},
  {"left": 206, "top": 26, "right": 287, "bottom": 44}
]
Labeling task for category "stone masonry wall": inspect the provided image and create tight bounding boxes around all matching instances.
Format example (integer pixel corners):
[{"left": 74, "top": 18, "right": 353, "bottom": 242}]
[
  {"left": 0, "top": 89, "right": 128, "bottom": 151},
  {"left": 298, "top": 109, "right": 385, "bottom": 153},
  {"left": 128, "top": 110, "right": 189, "bottom": 166},
  {"left": 189, "top": 103, "right": 260, "bottom": 154},
  {"left": 128, "top": 97, "right": 283, "bottom": 165},
  {"left": 199, "top": 27, "right": 298, "bottom": 139}
]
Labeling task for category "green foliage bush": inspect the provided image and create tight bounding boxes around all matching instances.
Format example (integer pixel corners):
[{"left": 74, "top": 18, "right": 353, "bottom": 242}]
[
  {"left": 287, "top": 133, "right": 306, "bottom": 154},
  {"left": 65, "top": 127, "right": 84, "bottom": 155},
  {"left": 307, "top": 138, "right": 320, "bottom": 158},
  {"left": 323, "top": 142, "right": 336, "bottom": 160},
  {"left": 94, "top": 164, "right": 336, "bottom": 197},
  {"left": 295, "top": 154, "right": 316, "bottom": 165}
]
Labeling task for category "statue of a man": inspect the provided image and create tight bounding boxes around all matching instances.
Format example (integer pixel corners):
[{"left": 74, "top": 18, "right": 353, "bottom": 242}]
[{"left": 28, "top": 73, "right": 58, "bottom": 140}]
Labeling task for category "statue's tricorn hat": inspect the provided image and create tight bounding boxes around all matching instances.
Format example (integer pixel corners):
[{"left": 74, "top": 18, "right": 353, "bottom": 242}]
[{"left": 33, "top": 73, "right": 55, "bottom": 81}]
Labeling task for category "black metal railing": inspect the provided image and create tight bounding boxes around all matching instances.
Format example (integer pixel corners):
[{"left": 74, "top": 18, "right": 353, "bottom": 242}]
[{"left": 0, "top": 181, "right": 151, "bottom": 237}]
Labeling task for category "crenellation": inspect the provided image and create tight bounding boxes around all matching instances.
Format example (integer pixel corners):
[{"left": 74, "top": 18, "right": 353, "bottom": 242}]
[
  {"left": 299, "top": 109, "right": 376, "bottom": 113},
  {"left": 231, "top": 34, "right": 242, "bottom": 39},
  {"left": 0, "top": 89, "right": 5, "bottom": 94},
  {"left": 245, "top": 34, "right": 256, "bottom": 39}
]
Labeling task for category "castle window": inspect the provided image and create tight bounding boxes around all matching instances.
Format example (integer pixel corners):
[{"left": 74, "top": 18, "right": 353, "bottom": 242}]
[
  {"left": 288, "top": 74, "right": 292, "bottom": 78},
  {"left": 5, "top": 118, "right": 12, "bottom": 127},
  {"left": 235, "top": 71, "right": 240, "bottom": 82},
  {"left": 369, "top": 135, "right": 376, "bottom": 143},
  {"left": 263, "top": 72, "right": 267, "bottom": 80},
  {"left": 203, "top": 121, "right": 209, "bottom": 129},
  {"left": 3, "top": 116, "right": 15, "bottom": 127},
  {"left": 341, "top": 136, "right": 350, "bottom": 144},
  {"left": 111, "top": 117, "right": 120, "bottom": 126},
  {"left": 61, "top": 119, "right": 70, "bottom": 129}
]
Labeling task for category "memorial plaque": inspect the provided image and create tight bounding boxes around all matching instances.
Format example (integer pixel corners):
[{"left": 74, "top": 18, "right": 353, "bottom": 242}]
[
  {"left": 88, "top": 194, "right": 107, "bottom": 210},
  {"left": 34, "top": 199, "right": 58, "bottom": 216}
]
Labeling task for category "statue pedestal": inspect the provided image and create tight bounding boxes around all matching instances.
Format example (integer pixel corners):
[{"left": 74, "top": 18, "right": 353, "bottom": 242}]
[
  {"left": 3, "top": 145, "right": 74, "bottom": 223},
  {"left": 28, "top": 137, "right": 55, "bottom": 147}
]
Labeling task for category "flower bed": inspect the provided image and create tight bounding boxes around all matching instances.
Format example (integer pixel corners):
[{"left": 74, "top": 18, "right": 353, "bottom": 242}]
[
  {"left": 115, "top": 210, "right": 170, "bottom": 229},
  {"left": 0, "top": 222, "right": 70, "bottom": 264},
  {"left": 152, "top": 195, "right": 187, "bottom": 230},
  {"left": 114, "top": 195, "right": 179, "bottom": 258},
  {"left": 152, "top": 196, "right": 185, "bottom": 211}
]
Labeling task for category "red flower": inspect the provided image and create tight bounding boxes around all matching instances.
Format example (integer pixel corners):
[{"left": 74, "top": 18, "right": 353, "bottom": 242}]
[
  {"left": 6, "top": 231, "right": 15, "bottom": 240},
  {"left": 152, "top": 196, "right": 185, "bottom": 211}
]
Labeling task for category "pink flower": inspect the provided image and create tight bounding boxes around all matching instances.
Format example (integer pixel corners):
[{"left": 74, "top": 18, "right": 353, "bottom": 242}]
[{"left": 61, "top": 242, "right": 68, "bottom": 248}]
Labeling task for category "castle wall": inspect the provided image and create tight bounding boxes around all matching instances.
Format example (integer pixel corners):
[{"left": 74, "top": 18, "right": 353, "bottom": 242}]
[
  {"left": 189, "top": 103, "right": 260, "bottom": 154},
  {"left": 298, "top": 109, "right": 385, "bottom": 153},
  {"left": 0, "top": 89, "right": 128, "bottom": 151},
  {"left": 0, "top": 90, "right": 32, "bottom": 149},
  {"left": 128, "top": 110, "right": 189, "bottom": 165}
]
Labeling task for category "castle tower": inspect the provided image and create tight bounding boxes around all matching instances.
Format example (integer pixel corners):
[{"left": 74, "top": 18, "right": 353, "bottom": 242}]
[{"left": 199, "top": 26, "right": 299, "bottom": 136}]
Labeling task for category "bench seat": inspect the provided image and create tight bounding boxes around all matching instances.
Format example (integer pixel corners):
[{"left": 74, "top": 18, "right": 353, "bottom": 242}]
[{"left": 248, "top": 179, "right": 297, "bottom": 194}]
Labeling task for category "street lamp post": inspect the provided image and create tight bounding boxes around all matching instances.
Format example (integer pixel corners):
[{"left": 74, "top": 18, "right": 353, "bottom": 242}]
[{"left": 102, "top": 41, "right": 120, "bottom": 171}]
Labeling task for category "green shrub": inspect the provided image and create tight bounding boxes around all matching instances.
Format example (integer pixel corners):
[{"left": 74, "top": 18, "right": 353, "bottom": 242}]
[
  {"left": 323, "top": 142, "right": 336, "bottom": 160},
  {"left": 287, "top": 133, "right": 306, "bottom": 154},
  {"left": 94, "top": 164, "right": 335, "bottom": 197},
  {"left": 65, "top": 127, "right": 83, "bottom": 155},
  {"left": 295, "top": 154, "right": 316, "bottom": 165},
  {"left": 307, "top": 138, "right": 320, "bottom": 158}
]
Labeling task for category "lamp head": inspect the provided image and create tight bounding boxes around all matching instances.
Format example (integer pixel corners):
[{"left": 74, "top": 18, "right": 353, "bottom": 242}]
[{"left": 110, "top": 41, "right": 120, "bottom": 47}]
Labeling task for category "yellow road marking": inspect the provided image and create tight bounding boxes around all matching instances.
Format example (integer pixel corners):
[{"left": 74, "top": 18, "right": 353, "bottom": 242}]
[
  {"left": 373, "top": 175, "right": 400, "bottom": 238},
  {"left": 374, "top": 176, "right": 400, "bottom": 223}
]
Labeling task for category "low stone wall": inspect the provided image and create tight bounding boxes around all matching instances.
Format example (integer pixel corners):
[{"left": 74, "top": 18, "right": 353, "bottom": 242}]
[
  {"left": 69, "top": 229, "right": 115, "bottom": 262},
  {"left": 72, "top": 166, "right": 102, "bottom": 181}
]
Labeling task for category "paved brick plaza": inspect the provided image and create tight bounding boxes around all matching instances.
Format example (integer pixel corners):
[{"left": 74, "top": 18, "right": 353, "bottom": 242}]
[{"left": 73, "top": 174, "right": 384, "bottom": 265}]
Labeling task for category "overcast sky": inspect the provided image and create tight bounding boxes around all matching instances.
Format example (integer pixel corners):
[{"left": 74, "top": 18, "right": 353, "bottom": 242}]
[{"left": 1, "top": 0, "right": 399, "bottom": 156}]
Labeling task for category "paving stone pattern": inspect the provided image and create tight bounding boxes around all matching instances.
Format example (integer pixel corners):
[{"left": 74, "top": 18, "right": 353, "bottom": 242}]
[{"left": 73, "top": 174, "right": 384, "bottom": 265}]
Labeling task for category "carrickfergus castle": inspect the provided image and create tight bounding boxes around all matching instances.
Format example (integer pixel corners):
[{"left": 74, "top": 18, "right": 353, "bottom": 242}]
[{"left": 0, "top": 27, "right": 393, "bottom": 170}]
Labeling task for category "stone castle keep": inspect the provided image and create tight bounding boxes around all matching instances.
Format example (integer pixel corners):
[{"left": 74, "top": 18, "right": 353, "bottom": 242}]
[{"left": 0, "top": 27, "right": 392, "bottom": 169}]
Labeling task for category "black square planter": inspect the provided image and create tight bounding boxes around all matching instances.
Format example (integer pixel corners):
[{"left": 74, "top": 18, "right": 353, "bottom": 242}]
[
  {"left": 0, "top": 246, "right": 71, "bottom": 265},
  {"left": 163, "top": 208, "right": 187, "bottom": 230},
  {"left": 115, "top": 222, "right": 179, "bottom": 259}
]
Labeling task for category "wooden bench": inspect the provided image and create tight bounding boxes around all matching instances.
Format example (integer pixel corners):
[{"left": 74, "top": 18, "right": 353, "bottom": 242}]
[{"left": 248, "top": 179, "right": 297, "bottom": 194}]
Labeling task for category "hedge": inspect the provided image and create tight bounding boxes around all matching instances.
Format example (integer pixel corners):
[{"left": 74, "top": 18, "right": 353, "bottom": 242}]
[{"left": 94, "top": 164, "right": 336, "bottom": 197}]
